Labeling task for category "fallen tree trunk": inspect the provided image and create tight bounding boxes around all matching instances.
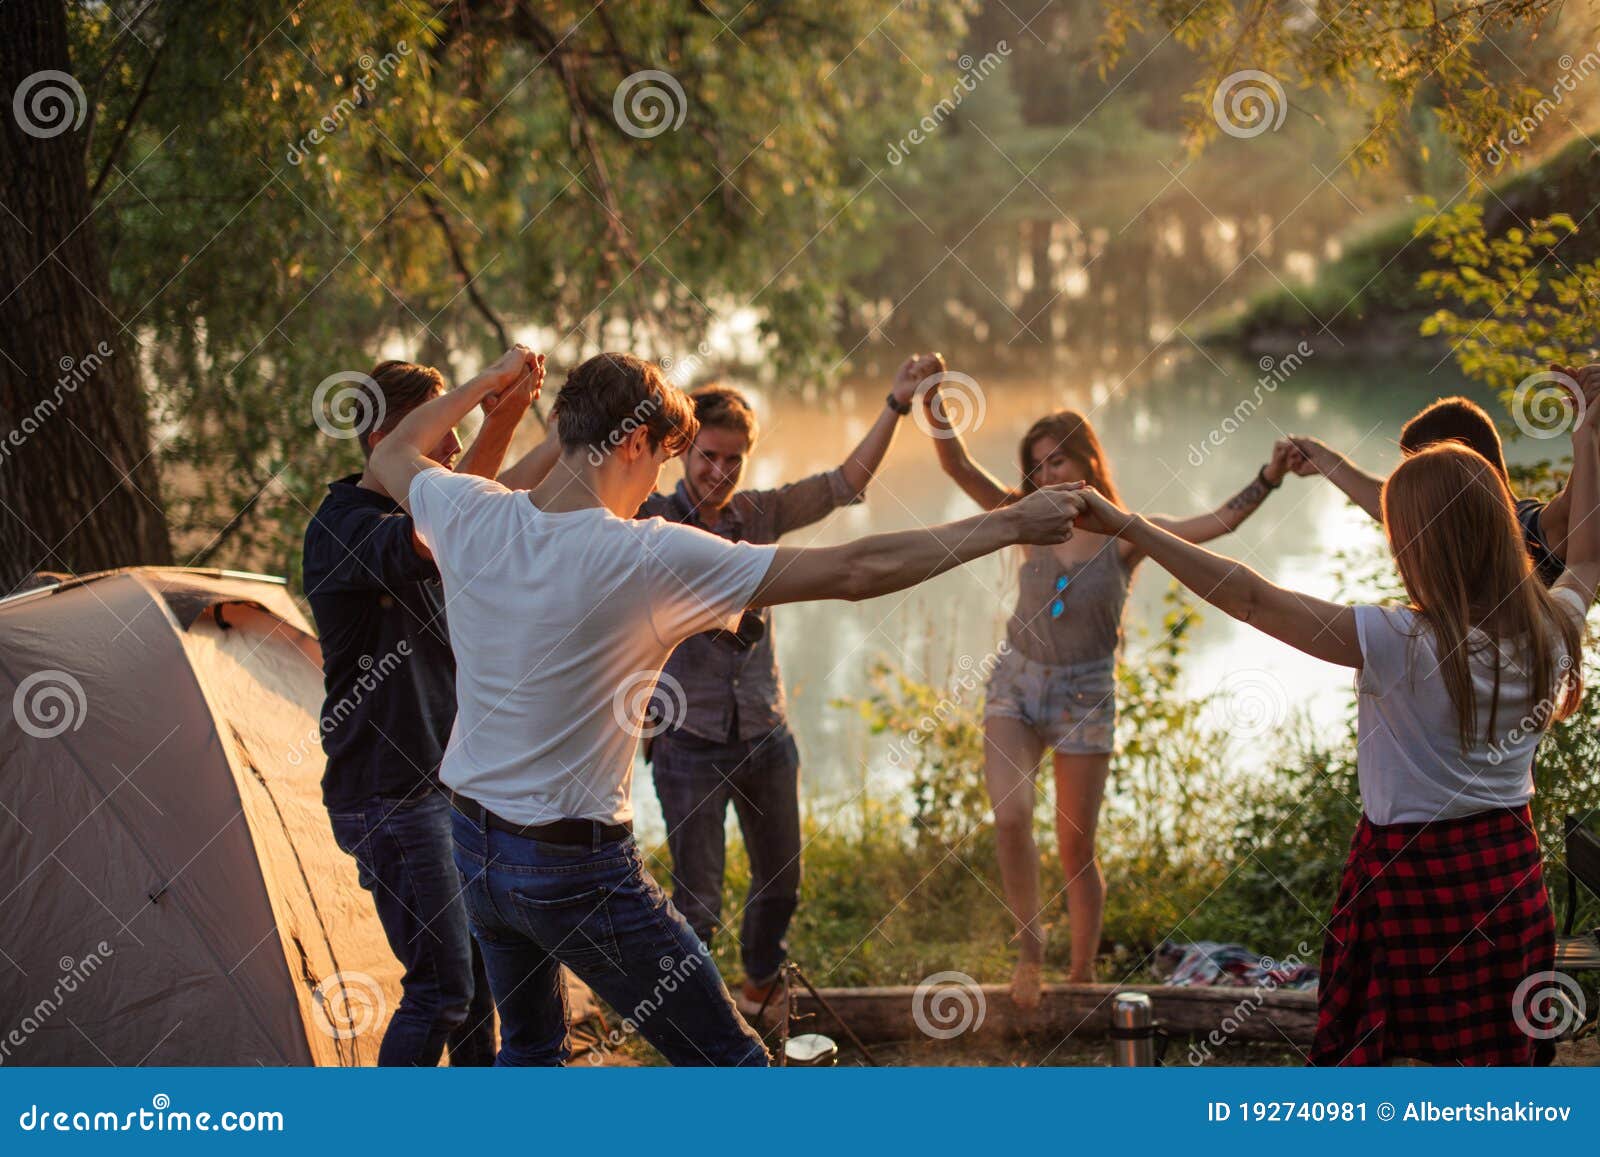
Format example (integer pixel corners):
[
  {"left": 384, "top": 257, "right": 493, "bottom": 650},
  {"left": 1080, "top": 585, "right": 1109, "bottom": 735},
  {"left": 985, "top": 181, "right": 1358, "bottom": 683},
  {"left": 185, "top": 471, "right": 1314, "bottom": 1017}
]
[{"left": 762, "top": 982, "right": 1317, "bottom": 1049}]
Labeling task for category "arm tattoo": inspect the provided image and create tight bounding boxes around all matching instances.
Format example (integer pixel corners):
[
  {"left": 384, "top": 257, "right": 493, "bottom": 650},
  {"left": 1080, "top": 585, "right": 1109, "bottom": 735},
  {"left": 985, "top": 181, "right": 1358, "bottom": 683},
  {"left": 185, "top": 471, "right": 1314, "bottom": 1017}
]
[{"left": 1225, "top": 475, "right": 1271, "bottom": 513}]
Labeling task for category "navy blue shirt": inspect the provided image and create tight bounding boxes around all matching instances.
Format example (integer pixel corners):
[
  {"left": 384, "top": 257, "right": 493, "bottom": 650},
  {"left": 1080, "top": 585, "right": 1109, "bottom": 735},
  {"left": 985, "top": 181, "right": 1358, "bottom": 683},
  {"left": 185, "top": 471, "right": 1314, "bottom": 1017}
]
[
  {"left": 1515, "top": 497, "right": 1563, "bottom": 586},
  {"left": 302, "top": 474, "right": 456, "bottom": 811}
]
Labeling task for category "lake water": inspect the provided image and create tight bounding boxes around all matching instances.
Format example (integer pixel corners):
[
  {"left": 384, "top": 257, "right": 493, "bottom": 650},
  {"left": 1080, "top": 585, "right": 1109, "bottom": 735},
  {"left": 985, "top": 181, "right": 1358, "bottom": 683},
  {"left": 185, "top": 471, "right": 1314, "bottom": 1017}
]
[{"left": 628, "top": 346, "right": 1553, "bottom": 840}]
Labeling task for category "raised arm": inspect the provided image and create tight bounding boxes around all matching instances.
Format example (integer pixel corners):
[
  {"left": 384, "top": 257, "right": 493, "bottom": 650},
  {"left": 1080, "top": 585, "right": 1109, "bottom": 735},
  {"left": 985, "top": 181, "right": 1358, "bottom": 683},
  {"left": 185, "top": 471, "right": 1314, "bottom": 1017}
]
[
  {"left": 921, "top": 377, "right": 1014, "bottom": 511},
  {"left": 1286, "top": 435, "right": 1385, "bottom": 522},
  {"left": 369, "top": 347, "right": 540, "bottom": 512},
  {"left": 750, "top": 486, "right": 1083, "bottom": 607},
  {"left": 1553, "top": 364, "right": 1600, "bottom": 605},
  {"left": 1528, "top": 366, "right": 1600, "bottom": 562},
  {"left": 834, "top": 353, "right": 939, "bottom": 497},
  {"left": 497, "top": 423, "right": 564, "bottom": 491},
  {"left": 1076, "top": 485, "right": 1362, "bottom": 668},
  {"left": 455, "top": 354, "right": 545, "bottom": 481},
  {"left": 1139, "top": 444, "right": 1292, "bottom": 559}
]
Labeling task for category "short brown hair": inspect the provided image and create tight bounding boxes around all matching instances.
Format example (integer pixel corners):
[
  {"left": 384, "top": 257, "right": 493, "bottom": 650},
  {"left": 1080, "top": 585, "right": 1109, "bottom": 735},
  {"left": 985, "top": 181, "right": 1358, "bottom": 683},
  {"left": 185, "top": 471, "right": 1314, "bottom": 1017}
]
[
  {"left": 1399, "top": 396, "right": 1507, "bottom": 479},
  {"left": 690, "top": 383, "right": 759, "bottom": 446},
  {"left": 358, "top": 361, "right": 445, "bottom": 454},
  {"left": 552, "top": 352, "right": 698, "bottom": 458}
]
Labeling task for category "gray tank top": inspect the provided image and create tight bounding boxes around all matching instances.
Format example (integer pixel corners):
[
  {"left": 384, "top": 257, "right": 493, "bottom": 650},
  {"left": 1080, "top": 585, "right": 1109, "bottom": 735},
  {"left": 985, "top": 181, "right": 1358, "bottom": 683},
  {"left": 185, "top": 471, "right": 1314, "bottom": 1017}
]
[{"left": 1004, "top": 542, "right": 1131, "bottom": 667}]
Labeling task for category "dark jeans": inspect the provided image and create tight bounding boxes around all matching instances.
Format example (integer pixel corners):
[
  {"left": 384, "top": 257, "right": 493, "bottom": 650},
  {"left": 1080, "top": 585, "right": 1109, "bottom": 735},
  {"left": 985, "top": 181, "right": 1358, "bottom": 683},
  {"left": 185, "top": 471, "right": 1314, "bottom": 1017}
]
[
  {"left": 451, "top": 805, "right": 769, "bottom": 1067},
  {"left": 328, "top": 789, "right": 495, "bottom": 1066},
  {"left": 651, "top": 725, "right": 801, "bottom": 983}
]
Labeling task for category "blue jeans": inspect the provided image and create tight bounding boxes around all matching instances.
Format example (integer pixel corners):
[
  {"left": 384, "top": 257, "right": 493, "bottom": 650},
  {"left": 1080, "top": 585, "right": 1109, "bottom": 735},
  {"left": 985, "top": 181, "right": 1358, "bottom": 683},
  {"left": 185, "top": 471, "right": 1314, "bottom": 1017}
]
[
  {"left": 451, "top": 805, "right": 769, "bottom": 1067},
  {"left": 651, "top": 726, "right": 801, "bottom": 983},
  {"left": 328, "top": 790, "right": 495, "bottom": 1066}
]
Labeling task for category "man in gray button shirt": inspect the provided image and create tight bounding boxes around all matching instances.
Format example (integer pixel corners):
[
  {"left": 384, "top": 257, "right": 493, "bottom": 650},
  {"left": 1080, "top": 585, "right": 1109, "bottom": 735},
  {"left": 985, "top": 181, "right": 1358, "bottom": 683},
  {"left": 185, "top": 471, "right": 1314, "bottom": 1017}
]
[{"left": 637, "top": 361, "right": 935, "bottom": 1010}]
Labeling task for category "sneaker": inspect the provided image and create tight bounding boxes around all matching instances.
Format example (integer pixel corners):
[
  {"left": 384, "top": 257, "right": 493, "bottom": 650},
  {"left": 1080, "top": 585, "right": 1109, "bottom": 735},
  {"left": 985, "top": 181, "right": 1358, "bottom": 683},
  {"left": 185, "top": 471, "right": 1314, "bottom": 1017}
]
[{"left": 738, "top": 975, "right": 783, "bottom": 1017}]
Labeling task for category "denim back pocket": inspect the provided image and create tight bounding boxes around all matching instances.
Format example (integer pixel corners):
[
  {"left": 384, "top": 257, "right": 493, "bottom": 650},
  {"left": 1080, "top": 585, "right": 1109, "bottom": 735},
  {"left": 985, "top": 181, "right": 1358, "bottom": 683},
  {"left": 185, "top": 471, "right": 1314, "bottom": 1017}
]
[{"left": 508, "top": 885, "right": 624, "bottom": 974}]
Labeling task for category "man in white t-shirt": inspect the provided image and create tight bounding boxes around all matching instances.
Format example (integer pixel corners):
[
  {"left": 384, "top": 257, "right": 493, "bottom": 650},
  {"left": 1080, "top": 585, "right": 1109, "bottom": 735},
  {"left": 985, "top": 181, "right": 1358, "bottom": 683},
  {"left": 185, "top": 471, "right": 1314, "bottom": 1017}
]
[{"left": 368, "top": 349, "right": 1085, "bottom": 1066}]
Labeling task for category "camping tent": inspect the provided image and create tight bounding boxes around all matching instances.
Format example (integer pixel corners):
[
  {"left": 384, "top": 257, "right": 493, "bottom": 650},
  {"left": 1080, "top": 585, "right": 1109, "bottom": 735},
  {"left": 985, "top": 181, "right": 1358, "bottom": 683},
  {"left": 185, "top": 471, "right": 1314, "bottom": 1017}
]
[{"left": 0, "top": 567, "right": 401, "bottom": 1065}]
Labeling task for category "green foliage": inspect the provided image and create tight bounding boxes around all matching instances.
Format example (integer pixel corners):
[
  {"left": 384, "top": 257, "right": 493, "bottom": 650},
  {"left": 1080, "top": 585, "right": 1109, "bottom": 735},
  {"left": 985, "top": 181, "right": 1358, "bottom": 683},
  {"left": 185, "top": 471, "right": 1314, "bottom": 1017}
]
[
  {"left": 1418, "top": 199, "right": 1600, "bottom": 393},
  {"left": 68, "top": 0, "right": 964, "bottom": 578},
  {"left": 1098, "top": 0, "right": 1568, "bottom": 173}
]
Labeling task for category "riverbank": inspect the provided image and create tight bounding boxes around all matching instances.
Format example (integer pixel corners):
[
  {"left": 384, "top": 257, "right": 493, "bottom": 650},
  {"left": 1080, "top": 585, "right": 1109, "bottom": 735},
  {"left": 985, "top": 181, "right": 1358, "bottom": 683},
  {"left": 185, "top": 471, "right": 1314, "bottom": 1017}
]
[{"left": 1193, "top": 138, "right": 1600, "bottom": 355}]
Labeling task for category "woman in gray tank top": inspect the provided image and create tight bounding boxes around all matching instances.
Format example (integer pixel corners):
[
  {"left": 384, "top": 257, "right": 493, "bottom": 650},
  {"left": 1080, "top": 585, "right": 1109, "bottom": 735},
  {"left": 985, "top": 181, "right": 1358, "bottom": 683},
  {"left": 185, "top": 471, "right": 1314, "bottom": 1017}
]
[{"left": 923, "top": 385, "right": 1296, "bottom": 1007}]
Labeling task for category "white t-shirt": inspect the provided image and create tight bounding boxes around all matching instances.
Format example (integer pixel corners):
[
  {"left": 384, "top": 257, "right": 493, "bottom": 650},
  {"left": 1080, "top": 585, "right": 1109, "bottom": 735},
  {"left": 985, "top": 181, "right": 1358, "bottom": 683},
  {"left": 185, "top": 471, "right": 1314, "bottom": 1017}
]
[
  {"left": 1353, "top": 586, "right": 1585, "bottom": 825},
  {"left": 409, "top": 467, "right": 777, "bottom": 824}
]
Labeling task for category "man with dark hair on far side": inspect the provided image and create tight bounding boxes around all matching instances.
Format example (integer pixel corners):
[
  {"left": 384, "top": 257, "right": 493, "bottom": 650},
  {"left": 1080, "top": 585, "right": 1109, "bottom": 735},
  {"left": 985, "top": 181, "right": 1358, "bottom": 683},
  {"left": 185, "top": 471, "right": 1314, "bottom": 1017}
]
[{"left": 302, "top": 347, "right": 544, "bottom": 1065}]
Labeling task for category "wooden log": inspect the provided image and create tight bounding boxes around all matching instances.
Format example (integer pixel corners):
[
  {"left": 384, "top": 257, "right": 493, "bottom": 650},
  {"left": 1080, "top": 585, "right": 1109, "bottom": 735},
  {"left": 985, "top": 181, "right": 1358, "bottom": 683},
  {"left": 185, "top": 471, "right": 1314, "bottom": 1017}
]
[{"left": 762, "top": 982, "right": 1317, "bottom": 1049}]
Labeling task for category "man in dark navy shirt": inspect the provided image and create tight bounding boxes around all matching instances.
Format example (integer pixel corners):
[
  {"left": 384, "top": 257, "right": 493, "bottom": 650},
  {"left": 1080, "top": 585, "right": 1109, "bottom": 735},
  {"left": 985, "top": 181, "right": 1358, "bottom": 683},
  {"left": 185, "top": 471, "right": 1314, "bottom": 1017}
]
[{"left": 303, "top": 347, "right": 543, "bottom": 1065}]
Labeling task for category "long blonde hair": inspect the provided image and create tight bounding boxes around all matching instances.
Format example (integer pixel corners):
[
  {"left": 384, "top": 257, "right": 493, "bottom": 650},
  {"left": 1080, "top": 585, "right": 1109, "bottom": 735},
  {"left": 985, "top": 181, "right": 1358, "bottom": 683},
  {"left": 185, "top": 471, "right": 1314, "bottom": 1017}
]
[
  {"left": 1017, "top": 410, "right": 1122, "bottom": 505},
  {"left": 1382, "top": 443, "right": 1582, "bottom": 752}
]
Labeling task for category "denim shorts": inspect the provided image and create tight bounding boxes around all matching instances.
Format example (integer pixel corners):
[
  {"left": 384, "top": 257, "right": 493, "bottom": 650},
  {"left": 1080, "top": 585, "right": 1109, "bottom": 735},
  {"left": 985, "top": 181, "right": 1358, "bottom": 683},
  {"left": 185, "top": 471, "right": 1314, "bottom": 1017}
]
[{"left": 983, "top": 650, "right": 1117, "bottom": 755}]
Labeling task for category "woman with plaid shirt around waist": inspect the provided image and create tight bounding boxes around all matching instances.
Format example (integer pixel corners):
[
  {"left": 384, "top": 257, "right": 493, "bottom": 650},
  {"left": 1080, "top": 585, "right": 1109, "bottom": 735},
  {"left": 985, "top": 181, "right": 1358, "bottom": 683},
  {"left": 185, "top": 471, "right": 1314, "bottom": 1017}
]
[{"left": 1067, "top": 364, "right": 1599, "bottom": 1065}]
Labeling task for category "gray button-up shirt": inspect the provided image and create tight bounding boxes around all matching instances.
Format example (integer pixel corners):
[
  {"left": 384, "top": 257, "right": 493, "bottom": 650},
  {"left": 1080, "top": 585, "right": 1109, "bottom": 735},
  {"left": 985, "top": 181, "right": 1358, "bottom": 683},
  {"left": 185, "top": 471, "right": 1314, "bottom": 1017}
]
[{"left": 638, "top": 469, "right": 862, "bottom": 742}]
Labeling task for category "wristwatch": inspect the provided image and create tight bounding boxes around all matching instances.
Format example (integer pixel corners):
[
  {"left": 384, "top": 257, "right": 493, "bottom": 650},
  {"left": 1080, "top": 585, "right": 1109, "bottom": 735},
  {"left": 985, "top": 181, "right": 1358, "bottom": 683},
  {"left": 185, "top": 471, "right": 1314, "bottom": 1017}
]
[
  {"left": 886, "top": 392, "right": 912, "bottom": 416},
  {"left": 1257, "top": 464, "right": 1280, "bottom": 491}
]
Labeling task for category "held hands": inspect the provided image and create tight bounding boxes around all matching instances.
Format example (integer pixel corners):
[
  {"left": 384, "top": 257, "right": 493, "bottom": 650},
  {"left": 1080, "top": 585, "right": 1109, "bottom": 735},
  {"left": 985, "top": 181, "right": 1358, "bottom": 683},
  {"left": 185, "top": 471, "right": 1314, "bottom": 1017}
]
[
  {"left": 892, "top": 351, "right": 945, "bottom": 409},
  {"left": 1549, "top": 362, "right": 1600, "bottom": 437},
  {"left": 1009, "top": 483, "right": 1086, "bottom": 545},
  {"left": 1062, "top": 483, "right": 1137, "bottom": 538},
  {"left": 1263, "top": 439, "right": 1295, "bottom": 486},
  {"left": 1277, "top": 435, "right": 1335, "bottom": 477},
  {"left": 477, "top": 345, "right": 545, "bottom": 419}
]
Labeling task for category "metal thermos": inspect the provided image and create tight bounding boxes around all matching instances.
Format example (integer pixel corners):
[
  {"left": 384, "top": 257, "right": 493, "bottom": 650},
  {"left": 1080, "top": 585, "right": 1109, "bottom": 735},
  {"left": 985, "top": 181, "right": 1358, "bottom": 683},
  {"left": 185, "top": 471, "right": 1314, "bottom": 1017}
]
[{"left": 1110, "top": 991, "right": 1155, "bottom": 1066}]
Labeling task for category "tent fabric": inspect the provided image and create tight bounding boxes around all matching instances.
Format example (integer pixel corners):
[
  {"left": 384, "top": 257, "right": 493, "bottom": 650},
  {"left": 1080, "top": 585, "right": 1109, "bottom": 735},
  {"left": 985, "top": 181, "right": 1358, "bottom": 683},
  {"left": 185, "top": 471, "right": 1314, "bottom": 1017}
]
[{"left": 0, "top": 568, "right": 400, "bottom": 1065}]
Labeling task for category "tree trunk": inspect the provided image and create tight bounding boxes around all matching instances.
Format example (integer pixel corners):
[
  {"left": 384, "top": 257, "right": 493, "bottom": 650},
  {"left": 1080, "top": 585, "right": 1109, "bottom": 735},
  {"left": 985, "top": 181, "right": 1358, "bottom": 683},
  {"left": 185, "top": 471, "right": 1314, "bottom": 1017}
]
[{"left": 0, "top": 0, "right": 171, "bottom": 594}]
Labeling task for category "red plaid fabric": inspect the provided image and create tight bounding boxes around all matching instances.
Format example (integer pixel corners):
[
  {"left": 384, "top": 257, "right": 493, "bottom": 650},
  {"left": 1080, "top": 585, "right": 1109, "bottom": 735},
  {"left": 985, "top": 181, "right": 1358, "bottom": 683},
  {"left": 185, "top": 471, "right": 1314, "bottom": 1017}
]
[{"left": 1310, "top": 804, "right": 1556, "bottom": 1066}]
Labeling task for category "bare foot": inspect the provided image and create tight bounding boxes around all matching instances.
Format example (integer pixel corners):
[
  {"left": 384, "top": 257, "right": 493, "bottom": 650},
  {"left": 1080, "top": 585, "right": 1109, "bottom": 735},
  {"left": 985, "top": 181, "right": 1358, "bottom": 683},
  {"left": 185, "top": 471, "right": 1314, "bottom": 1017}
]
[{"left": 1010, "top": 959, "right": 1043, "bottom": 1011}]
